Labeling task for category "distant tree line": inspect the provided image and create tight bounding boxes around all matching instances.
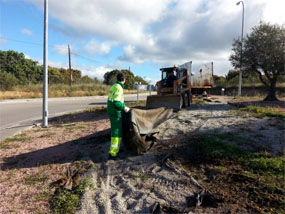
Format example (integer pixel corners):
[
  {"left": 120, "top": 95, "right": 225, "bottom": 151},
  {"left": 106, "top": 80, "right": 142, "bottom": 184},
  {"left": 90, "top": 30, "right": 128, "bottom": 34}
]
[
  {"left": 0, "top": 50, "right": 149, "bottom": 91},
  {"left": 103, "top": 69, "right": 149, "bottom": 90}
]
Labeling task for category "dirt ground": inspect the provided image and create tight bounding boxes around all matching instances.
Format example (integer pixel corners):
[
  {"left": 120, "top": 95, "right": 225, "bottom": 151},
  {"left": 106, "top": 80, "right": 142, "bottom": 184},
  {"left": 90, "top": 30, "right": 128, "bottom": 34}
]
[
  {"left": 0, "top": 97, "right": 284, "bottom": 214},
  {"left": 77, "top": 97, "right": 284, "bottom": 214}
]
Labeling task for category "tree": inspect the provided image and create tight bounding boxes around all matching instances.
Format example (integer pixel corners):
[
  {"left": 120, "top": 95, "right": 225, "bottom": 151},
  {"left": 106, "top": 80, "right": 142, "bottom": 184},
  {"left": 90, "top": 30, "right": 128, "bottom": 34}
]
[
  {"left": 230, "top": 22, "right": 285, "bottom": 101},
  {"left": 226, "top": 70, "right": 239, "bottom": 81},
  {"left": 104, "top": 69, "right": 137, "bottom": 89},
  {"left": 48, "top": 67, "right": 63, "bottom": 84},
  {"left": 0, "top": 50, "right": 42, "bottom": 84}
]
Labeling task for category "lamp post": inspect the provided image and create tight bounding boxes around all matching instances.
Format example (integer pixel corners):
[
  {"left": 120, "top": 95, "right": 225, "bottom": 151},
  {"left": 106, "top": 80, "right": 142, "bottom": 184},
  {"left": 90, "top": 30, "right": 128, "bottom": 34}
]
[
  {"left": 236, "top": 0, "right": 244, "bottom": 96},
  {"left": 42, "top": 0, "right": 48, "bottom": 127}
]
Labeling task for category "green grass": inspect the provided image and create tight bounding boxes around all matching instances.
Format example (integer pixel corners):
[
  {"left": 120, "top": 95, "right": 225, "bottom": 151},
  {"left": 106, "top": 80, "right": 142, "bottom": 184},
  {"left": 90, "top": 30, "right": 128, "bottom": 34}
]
[
  {"left": 0, "top": 136, "right": 31, "bottom": 149},
  {"left": 247, "top": 156, "right": 284, "bottom": 174},
  {"left": 24, "top": 173, "right": 48, "bottom": 185},
  {"left": 189, "top": 135, "right": 285, "bottom": 213},
  {"left": 194, "top": 135, "right": 249, "bottom": 160},
  {"left": 3, "top": 136, "right": 31, "bottom": 143},
  {"left": 49, "top": 177, "right": 94, "bottom": 214},
  {"left": 230, "top": 105, "right": 285, "bottom": 119},
  {"left": 39, "top": 132, "right": 56, "bottom": 138},
  {"left": 240, "top": 106, "right": 285, "bottom": 119}
]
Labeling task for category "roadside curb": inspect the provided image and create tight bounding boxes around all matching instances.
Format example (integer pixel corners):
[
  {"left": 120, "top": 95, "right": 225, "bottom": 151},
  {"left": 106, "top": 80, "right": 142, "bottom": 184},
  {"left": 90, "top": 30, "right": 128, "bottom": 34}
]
[{"left": 0, "top": 93, "right": 153, "bottom": 104}]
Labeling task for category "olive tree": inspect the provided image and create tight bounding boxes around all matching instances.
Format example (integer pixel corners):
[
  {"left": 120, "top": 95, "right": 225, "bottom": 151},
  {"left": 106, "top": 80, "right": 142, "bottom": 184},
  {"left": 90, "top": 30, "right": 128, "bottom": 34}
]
[{"left": 230, "top": 22, "right": 285, "bottom": 101}]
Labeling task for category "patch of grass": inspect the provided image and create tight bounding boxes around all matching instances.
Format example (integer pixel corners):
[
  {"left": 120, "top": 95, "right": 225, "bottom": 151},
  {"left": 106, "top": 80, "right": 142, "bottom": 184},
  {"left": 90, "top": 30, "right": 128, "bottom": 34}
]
[
  {"left": 133, "top": 173, "right": 149, "bottom": 181},
  {"left": 64, "top": 125, "right": 86, "bottom": 131},
  {"left": 194, "top": 136, "right": 249, "bottom": 160},
  {"left": 0, "top": 141, "right": 10, "bottom": 149},
  {"left": 24, "top": 173, "right": 48, "bottom": 185},
  {"left": 32, "top": 128, "right": 50, "bottom": 133},
  {"left": 50, "top": 177, "right": 94, "bottom": 214},
  {"left": 1, "top": 135, "right": 31, "bottom": 149},
  {"left": 240, "top": 106, "right": 285, "bottom": 119},
  {"left": 39, "top": 132, "right": 56, "bottom": 138},
  {"left": 185, "top": 135, "right": 285, "bottom": 213},
  {"left": 247, "top": 157, "right": 284, "bottom": 174},
  {"left": 3, "top": 136, "right": 31, "bottom": 143},
  {"left": 127, "top": 100, "right": 146, "bottom": 107}
]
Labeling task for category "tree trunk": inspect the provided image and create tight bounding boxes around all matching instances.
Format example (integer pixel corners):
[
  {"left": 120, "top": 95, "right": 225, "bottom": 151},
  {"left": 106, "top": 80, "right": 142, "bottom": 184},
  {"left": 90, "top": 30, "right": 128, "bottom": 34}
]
[{"left": 264, "top": 81, "right": 278, "bottom": 101}]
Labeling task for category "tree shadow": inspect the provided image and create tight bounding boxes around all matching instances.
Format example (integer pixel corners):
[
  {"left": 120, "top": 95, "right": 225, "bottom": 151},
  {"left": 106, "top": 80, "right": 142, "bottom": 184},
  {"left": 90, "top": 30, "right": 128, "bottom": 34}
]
[
  {"left": 1, "top": 129, "right": 114, "bottom": 170},
  {"left": 187, "top": 103, "right": 236, "bottom": 111},
  {"left": 88, "top": 100, "right": 136, "bottom": 106},
  {"left": 49, "top": 108, "right": 108, "bottom": 124}
]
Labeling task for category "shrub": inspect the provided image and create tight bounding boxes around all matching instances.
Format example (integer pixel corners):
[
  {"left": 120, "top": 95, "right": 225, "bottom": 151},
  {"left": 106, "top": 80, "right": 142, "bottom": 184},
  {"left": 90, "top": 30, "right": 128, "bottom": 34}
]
[{"left": 0, "top": 70, "right": 18, "bottom": 90}]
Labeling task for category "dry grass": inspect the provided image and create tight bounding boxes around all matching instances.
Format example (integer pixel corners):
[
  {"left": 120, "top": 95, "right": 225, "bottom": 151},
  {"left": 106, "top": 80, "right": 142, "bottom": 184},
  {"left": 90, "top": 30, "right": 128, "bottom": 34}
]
[{"left": 0, "top": 84, "right": 149, "bottom": 100}]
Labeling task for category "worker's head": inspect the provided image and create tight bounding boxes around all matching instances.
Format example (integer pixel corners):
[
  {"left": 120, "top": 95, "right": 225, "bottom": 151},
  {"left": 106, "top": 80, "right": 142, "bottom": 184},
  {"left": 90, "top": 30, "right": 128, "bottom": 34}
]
[
  {"left": 169, "top": 71, "right": 175, "bottom": 76},
  {"left": 117, "top": 73, "right": 126, "bottom": 83}
]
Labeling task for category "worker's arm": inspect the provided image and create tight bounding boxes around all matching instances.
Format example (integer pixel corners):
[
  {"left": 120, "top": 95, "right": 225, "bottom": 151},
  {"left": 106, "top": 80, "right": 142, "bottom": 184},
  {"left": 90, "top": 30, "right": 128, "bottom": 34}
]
[{"left": 113, "top": 100, "right": 125, "bottom": 111}]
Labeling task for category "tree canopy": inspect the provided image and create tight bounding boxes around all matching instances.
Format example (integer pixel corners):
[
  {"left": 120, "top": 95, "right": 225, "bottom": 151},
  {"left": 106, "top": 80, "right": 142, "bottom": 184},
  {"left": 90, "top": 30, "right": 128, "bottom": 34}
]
[
  {"left": 229, "top": 22, "right": 285, "bottom": 100},
  {"left": 103, "top": 69, "right": 148, "bottom": 89},
  {"left": 0, "top": 50, "right": 100, "bottom": 90}
]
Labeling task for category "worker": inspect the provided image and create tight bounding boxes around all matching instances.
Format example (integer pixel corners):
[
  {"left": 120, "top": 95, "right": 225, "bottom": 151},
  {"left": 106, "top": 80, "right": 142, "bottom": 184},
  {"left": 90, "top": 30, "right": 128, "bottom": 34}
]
[
  {"left": 166, "top": 70, "right": 177, "bottom": 87},
  {"left": 107, "top": 73, "right": 130, "bottom": 159}
]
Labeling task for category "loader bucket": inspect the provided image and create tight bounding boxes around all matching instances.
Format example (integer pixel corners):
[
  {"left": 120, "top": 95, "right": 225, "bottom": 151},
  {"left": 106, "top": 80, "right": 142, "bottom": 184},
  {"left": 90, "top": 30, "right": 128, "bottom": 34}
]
[{"left": 146, "top": 94, "right": 182, "bottom": 110}]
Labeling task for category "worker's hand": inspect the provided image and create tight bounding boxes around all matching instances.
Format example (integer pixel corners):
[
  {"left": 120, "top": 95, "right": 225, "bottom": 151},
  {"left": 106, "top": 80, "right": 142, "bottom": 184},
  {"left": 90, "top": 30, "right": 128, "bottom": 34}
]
[{"left": 124, "top": 106, "right": 130, "bottom": 113}]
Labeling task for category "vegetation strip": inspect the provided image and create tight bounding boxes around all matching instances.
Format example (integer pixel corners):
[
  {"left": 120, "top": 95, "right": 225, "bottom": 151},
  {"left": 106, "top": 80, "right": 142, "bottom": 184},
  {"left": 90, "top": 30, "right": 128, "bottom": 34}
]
[{"left": 179, "top": 134, "right": 285, "bottom": 213}]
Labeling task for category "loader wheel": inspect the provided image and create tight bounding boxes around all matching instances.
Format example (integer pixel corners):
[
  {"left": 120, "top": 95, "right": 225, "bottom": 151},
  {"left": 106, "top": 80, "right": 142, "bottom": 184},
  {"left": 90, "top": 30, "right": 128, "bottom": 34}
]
[
  {"left": 187, "top": 91, "right": 191, "bottom": 106},
  {"left": 181, "top": 93, "right": 186, "bottom": 108}
]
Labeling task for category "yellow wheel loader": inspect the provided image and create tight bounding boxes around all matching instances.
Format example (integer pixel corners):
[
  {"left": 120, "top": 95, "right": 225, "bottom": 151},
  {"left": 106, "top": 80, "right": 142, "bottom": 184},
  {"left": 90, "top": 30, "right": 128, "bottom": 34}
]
[
  {"left": 146, "top": 66, "right": 192, "bottom": 110},
  {"left": 146, "top": 62, "right": 214, "bottom": 110}
]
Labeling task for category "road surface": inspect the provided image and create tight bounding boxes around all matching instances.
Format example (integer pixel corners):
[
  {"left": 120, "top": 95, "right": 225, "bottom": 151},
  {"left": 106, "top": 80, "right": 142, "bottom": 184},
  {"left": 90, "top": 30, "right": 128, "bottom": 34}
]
[{"left": 0, "top": 93, "right": 152, "bottom": 142}]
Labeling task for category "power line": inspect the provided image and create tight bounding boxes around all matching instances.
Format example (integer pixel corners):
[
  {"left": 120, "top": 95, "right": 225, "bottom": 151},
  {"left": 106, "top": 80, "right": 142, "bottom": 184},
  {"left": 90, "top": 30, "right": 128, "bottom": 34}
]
[
  {"left": 0, "top": 36, "right": 42, "bottom": 46},
  {"left": 71, "top": 52, "right": 100, "bottom": 63},
  {"left": 0, "top": 36, "right": 101, "bottom": 64}
]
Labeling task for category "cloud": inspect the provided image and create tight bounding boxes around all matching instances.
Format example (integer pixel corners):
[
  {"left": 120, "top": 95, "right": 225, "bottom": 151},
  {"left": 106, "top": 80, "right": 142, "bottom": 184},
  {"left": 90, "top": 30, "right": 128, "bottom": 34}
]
[
  {"left": 79, "top": 65, "right": 111, "bottom": 80},
  {"left": 84, "top": 39, "right": 113, "bottom": 55},
  {"left": 21, "top": 28, "right": 33, "bottom": 36},
  {"left": 24, "top": 54, "right": 31, "bottom": 59},
  {"left": 26, "top": 0, "right": 285, "bottom": 76},
  {"left": 118, "top": 45, "right": 145, "bottom": 63},
  {"left": 53, "top": 44, "right": 69, "bottom": 56}
]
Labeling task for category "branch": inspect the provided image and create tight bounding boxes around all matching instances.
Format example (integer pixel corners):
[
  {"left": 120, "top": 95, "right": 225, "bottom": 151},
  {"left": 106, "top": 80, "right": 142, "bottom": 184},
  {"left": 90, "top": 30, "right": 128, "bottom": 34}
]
[{"left": 252, "top": 67, "right": 270, "bottom": 88}]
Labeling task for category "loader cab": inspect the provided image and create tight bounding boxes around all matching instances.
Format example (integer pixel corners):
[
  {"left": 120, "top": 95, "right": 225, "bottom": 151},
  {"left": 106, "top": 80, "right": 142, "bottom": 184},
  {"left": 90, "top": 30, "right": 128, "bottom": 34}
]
[
  {"left": 160, "top": 67, "right": 188, "bottom": 89},
  {"left": 160, "top": 67, "right": 177, "bottom": 88}
]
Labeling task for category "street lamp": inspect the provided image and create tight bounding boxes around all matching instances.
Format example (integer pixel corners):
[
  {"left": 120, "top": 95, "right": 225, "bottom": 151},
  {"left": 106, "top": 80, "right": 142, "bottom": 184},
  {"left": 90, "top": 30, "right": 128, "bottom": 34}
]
[
  {"left": 236, "top": 1, "right": 244, "bottom": 96},
  {"left": 42, "top": 0, "right": 48, "bottom": 127}
]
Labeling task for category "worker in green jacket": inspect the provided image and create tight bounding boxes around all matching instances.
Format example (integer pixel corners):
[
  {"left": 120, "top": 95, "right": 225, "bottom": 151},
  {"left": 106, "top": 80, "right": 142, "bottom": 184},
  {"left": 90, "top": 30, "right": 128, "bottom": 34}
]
[{"left": 107, "top": 73, "right": 130, "bottom": 159}]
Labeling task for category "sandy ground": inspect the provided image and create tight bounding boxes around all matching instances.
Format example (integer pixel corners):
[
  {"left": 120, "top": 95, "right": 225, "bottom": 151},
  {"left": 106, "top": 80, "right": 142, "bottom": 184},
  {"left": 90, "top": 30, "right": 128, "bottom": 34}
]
[
  {"left": 76, "top": 97, "right": 284, "bottom": 214},
  {"left": 0, "top": 109, "right": 110, "bottom": 214},
  {"left": 0, "top": 97, "right": 284, "bottom": 213}
]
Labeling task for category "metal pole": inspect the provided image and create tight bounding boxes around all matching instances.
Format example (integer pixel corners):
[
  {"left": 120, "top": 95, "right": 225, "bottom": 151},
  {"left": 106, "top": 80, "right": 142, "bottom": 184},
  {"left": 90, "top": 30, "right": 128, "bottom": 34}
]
[
  {"left": 137, "top": 84, "right": 139, "bottom": 101},
  {"left": 237, "top": 1, "right": 244, "bottom": 96},
  {"left": 68, "top": 44, "right": 72, "bottom": 86},
  {"left": 42, "top": 0, "right": 48, "bottom": 128}
]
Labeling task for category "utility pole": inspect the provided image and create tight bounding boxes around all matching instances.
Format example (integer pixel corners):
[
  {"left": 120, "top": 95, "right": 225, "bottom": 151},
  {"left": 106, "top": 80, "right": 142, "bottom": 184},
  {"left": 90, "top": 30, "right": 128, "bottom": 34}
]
[
  {"left": 68, "top": 44, "right": 72, "bottom": 86},
  {"left": 42, "top": 0, "right": 48, "bottom": 128},
  {"left": 236, "top": 1, "right": 244, "bottom": 96}
]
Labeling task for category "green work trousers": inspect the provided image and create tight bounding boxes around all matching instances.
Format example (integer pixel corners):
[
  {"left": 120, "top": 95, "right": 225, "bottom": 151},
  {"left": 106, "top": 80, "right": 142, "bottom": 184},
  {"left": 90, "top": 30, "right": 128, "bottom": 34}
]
[{"left": 109, "top": 115, "right": 122, "bottom": 157}]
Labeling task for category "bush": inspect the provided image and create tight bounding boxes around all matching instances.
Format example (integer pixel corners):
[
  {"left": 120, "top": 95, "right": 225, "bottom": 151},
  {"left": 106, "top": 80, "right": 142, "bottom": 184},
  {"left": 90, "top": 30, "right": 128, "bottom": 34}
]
[{"left": 0, "top": 70, "right": 18, "bottom": 90}]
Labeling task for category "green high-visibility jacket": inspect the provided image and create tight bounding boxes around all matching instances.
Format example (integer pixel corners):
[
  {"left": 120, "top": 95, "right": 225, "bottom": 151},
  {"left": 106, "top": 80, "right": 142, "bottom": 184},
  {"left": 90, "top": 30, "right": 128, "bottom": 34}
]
[{"left": 107, "top": 81, "right": 125, "bottom": 118}]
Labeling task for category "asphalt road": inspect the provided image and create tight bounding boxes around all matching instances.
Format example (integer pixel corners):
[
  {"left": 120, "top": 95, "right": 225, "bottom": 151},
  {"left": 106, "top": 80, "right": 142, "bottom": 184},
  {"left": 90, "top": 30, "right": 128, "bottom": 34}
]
[{"left": 0, "top": 93, "right": 152, "bottom": 142}]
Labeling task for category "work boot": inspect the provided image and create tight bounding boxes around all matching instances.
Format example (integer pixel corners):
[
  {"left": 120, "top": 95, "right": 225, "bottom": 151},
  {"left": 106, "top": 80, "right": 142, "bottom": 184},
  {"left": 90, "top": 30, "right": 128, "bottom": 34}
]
[{"left": 108, "top": 154, "right": 119, "bottom": 160}]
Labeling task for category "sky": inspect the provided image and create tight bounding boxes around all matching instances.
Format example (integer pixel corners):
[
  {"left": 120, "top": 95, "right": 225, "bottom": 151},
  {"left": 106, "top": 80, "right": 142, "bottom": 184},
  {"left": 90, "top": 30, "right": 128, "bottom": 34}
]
[{"left": 0, "top": 0, "right": 284, "bottom": 83}]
